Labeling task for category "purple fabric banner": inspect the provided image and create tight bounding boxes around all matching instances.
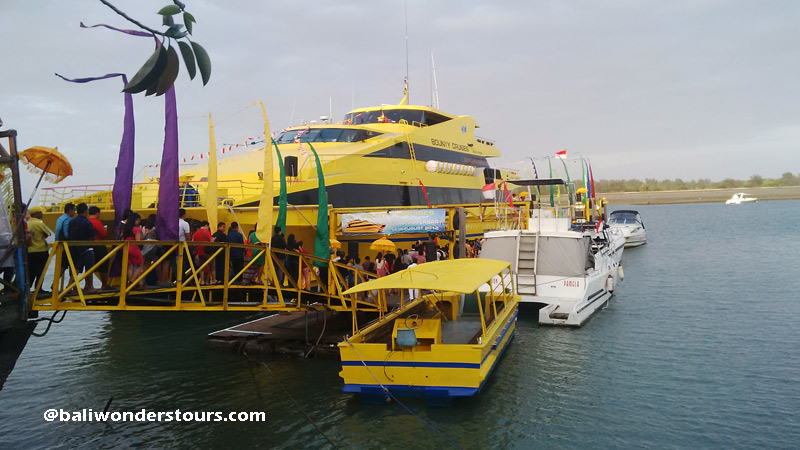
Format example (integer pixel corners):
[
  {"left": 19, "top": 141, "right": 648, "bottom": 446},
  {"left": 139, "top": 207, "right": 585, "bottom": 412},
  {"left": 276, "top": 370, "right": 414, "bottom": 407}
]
[
  {"left": 79, "top": 22, "right": 154, "bottom": 38},
  {"left": 157, "top": 87, "right": 179, "bottom": 241},
  {"left": 55, "top": 72, "right": 134, "bottom": 235}
]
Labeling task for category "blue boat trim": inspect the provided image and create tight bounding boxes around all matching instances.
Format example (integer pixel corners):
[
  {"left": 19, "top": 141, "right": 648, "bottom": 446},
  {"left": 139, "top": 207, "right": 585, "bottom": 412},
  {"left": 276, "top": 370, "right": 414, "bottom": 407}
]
[
  {"left": 481, "top": 307, "right": 518, "bottom": 366},
  {"left": 341, "top": 360, "right": 480, "bottom": 369}
]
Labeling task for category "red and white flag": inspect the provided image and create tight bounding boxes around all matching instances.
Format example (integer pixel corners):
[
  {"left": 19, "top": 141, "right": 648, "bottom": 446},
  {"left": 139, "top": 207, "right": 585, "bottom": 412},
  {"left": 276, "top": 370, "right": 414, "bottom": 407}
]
[
  {"left": 555, "top": 149, "right": 567, "bottom": 160},
  {"left": 595, "top": 219, "right": 603, "bottom": 233},
  {"left": 482, "top": 183, "right": 496, "bottom": 200}
]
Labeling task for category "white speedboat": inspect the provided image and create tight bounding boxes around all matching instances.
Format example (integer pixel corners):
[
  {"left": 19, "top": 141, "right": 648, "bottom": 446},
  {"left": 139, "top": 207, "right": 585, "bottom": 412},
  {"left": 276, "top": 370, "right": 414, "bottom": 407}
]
[
  {"left": 480, "top": 195, "right": 625, "bottom": 327},
  {"left": 725, "top": 193, "right": 757, "bottom": 204},
  {"left": 608, "top": 210, "right": 647, "bottom": 247}
]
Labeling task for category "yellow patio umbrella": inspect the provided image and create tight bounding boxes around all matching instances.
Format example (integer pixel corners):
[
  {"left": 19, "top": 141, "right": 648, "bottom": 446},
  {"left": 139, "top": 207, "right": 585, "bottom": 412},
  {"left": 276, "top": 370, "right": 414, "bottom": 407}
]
[
  {"left": 20, "top": 146, "right": 73, "bottom": 183},
  {"left": 20, "top": 146, "right": 73, "bottom": 212},
  {"left": 370, "top": 236, "right": 396, "bottom": 253}
]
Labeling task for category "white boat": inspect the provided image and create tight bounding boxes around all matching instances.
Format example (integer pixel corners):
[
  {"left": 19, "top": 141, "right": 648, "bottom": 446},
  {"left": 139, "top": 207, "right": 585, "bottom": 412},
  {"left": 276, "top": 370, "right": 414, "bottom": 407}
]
[
  {"left": 725, "top": 193, "right": 758, "bottom": 204},
  {"left": 608, "top": 210, "right": 647, "bottom": 247},
  {"left": 479, "top": 191, "right": 625, "bottom": 327}
]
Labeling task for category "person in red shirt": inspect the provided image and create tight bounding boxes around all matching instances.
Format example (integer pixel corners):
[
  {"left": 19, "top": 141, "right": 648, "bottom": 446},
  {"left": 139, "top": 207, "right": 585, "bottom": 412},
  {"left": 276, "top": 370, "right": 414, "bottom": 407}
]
[
  {"left": 191, "top": 221, "right": 214, "bottom": 285},
  {"left": 87, "top": 206, "right": 109, "bottom": 289}
]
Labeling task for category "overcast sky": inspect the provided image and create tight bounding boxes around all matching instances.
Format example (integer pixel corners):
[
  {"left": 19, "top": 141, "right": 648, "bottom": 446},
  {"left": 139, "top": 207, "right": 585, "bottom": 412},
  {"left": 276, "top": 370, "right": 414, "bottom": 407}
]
[{"left": 2, "top": 0, "right": 798, "bottom": 194}]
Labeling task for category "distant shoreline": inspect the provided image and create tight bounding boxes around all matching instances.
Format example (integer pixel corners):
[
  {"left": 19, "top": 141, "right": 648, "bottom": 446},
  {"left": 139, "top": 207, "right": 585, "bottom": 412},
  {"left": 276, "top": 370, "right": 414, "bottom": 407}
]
[{"left": 598, "top": 186, "right": 800, "bottom": 205}]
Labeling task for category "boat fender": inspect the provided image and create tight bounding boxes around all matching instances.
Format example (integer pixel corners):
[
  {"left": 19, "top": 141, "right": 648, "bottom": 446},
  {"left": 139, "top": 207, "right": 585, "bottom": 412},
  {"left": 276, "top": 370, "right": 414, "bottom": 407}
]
[
  {"left": 618, "top": 266, "right": 624, "bottom": 281},
  {"left": 606, "top": 276, "right": 615, "bottom": 293}
]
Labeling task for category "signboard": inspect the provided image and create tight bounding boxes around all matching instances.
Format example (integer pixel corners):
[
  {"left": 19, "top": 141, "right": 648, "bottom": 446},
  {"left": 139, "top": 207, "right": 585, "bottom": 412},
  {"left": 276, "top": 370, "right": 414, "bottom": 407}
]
[{"left": 341, "top": 209, "right": 447, "bottom": 235}]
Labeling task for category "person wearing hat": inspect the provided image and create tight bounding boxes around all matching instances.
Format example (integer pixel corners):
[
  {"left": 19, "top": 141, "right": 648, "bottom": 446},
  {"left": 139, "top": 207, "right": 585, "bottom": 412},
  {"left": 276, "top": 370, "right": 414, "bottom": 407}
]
[{"left": 27, "top": 206, "right": 52, "bottom": 294}]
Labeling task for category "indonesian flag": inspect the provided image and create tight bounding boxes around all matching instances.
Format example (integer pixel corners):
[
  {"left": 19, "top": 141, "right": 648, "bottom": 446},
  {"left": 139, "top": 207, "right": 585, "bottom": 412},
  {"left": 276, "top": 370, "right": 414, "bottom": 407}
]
[
  {"left": 595, "top": 219, "right": 604, "bottom": 233},
  {"left": 556, "top": 149, "right": 567, "bottom": 160},
  {"left": 482, "top": 183, "right": 496, "bottom": 200}
]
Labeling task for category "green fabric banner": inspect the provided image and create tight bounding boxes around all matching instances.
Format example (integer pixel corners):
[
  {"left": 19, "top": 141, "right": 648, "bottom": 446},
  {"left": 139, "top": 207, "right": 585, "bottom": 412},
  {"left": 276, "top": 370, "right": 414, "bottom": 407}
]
[
  {"left": 548, "top": 159, "right": 554, "bottom": 207},
  {"left": 305, "top": 140, "right": 329, "bottom": 267}
]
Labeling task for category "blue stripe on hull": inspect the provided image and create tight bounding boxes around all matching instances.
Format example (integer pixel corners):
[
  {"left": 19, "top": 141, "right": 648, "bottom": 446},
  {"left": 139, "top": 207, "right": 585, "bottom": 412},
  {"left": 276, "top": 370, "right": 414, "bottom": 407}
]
[{"left": 341, "top": 360, "right": 480, "bottom": 369}]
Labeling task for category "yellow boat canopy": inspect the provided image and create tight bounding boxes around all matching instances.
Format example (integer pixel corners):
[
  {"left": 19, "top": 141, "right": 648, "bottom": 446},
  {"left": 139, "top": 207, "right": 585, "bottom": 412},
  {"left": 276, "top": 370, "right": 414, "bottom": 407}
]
[{"left": 342, "top": 259, "right": 510, "bottom": 295}]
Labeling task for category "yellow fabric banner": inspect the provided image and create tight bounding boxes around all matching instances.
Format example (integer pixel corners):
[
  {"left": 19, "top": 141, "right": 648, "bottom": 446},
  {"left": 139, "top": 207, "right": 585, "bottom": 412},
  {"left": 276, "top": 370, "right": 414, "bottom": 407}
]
[
  {"left": 206, "top": 113, "right": 218, "bottom": 228},
  {"left": 255, "top": 101, "right": 273, "bottom": 242}
]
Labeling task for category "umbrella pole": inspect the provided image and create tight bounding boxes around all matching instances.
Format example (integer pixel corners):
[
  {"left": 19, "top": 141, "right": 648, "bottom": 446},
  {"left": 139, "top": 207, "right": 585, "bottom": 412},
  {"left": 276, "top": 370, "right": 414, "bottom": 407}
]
[{"left": 22, "top": 161, "right": 51, "bottom": 213}]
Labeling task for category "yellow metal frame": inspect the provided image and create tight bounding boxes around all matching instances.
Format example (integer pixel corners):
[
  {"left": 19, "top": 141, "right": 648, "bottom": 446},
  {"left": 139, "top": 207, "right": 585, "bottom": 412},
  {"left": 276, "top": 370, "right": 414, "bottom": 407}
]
[{"left": 32, "top": 240, "right": 385, "bottom": 333}]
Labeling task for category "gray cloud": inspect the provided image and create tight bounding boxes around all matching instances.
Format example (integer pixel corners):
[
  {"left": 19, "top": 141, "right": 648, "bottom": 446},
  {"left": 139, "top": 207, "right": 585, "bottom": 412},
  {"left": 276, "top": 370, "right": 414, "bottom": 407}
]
[{"left": 2, "top": 0, "right": 798, "bottom": 198}]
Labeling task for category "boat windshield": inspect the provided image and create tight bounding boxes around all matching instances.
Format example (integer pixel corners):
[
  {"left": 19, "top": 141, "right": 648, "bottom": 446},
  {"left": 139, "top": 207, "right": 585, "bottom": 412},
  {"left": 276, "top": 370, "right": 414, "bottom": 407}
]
[
  {"left": 609, "top": 212, "right": 640, "bottom": 225},
  {"left": 343, "top": 109, "right": 424, "bottom": 125},
  {"left": 274, "top": 128, "right": 383, "bottom": 144},
  {"left": 342, "top": 108, "right": 453, "bottom": 126}
]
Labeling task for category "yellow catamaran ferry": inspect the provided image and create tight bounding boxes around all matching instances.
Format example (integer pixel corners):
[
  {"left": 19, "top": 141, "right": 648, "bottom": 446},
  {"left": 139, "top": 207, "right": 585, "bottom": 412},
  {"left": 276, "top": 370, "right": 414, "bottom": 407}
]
[{"left": 41, "top": 93, "right": 522, "bottom": 251}]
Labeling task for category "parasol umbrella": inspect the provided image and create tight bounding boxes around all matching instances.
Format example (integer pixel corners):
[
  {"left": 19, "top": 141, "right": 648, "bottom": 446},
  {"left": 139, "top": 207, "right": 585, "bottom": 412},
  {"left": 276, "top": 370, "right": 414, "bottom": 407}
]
[
  {"left": 0, "top": 146, "right": 72, "bottom": 270},
  {"left": 329, "top": 238, "right": 342, "bottom": 250},
  {"left": 20, "top": 146, "right": 73, "bottom": 212},
  {"left": 370, "top": 236, "right": 396, "bottom": 253}
]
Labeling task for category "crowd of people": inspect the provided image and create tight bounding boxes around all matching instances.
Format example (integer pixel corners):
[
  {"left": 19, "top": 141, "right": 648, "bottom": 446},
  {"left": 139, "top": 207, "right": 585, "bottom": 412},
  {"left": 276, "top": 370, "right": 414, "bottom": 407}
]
[
  {"left": 329, "top": 239, "right": 483, "bottom": 298},
  {"left": 22, "top": 203, "right": 322, "bottom": 294},
  {"left": 21, "top": 204, "right": 483, "bottom": 296}
]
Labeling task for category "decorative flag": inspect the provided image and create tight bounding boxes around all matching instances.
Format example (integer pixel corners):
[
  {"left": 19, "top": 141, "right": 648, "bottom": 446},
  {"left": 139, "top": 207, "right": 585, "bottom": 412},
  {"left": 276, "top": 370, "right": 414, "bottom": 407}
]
[
  {"left": 305, "top": 139, "right": 329, "bottom": 267},
  {"left": 417, "top": 179, "right": 431, "bottom": 208},
  {"left": 255, "top": 102, "right": 273, "bottom": 243},
  {"left": 556, "top": 149, "right": 567, "bottom": 159},
  {"left": 588, "top": 160, "right": 596, "bottom": 199},
  {"left": 595, "top": 219, "right": 604, "bottom": 233},
  {"left": 548, "top": 159, "right": 554, "bottom": 207},
  {"left": 55, "top": 72, "right": 135, "bottom": 236},
  {"left": 399, "top": 78, "right": 409, "bottom": 105},
  {"left": 206, "top": 113, "right": 218, "bottom": 229},
  {"left": 581, "top": 158, "right": 587, "bottom": 196},
  {"left": 502, "top": 180, "right": 517, "bottom": 216},
  {"left": 482, "top": 183, "right": 496, "bottom": 200},
  {"left": 157, "top": 86, "right": 179, "bottom": 240},
  {"left": 272, "top": 137, "right": 287, "bottom": 235}
]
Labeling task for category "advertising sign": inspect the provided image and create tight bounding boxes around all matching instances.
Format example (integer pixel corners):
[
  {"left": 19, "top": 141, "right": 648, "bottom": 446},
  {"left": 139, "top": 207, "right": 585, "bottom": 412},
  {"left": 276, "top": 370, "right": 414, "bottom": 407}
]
[{"left": 341, "top": 209, "right": 447, "bottom": 235}]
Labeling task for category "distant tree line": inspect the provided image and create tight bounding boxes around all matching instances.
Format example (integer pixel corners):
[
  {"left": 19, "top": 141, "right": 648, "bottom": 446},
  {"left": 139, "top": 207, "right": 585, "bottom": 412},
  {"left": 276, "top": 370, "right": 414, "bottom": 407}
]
[{"left": 595, "top": 172, "right": 800, "bottom": 193}]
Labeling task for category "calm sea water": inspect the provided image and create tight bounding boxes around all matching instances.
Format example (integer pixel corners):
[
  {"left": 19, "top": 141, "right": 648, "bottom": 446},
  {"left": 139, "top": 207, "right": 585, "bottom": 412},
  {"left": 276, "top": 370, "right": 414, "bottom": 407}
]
[{"left": 2, "top": 201, "right": 799, "bottom": 449}]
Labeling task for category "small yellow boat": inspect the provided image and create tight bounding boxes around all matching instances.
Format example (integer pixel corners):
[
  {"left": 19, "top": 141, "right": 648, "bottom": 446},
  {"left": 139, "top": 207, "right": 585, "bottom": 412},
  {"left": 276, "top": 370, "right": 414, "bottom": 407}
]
[{"left": 338, "top": 259, "right": 520, "bottom": 406}]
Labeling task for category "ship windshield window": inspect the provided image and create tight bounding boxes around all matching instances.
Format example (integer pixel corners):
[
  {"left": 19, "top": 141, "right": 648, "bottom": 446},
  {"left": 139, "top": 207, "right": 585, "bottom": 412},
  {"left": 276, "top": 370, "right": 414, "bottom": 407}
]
[
  {"left": 609, "top": 212, "right": 639, "bottom": 224},
  {"left": 423, "top": 111, "right": 451, "bottom": 125},
  {"left": 343, "top": 109, "right": 426, "bottom": 125},
  {"left": 275, "top": 128, "right": 382, "bottom": 144}
]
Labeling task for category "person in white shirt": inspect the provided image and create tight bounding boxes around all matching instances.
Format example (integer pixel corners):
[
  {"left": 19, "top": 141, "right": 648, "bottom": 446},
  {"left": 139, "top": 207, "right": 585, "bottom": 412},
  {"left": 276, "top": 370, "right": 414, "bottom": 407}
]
[
  {"left": 407, "top": 257, "right": 419, "bottom": 299},
  {"left": 178, "top": 208, "right": 191, "bottom": 242}
]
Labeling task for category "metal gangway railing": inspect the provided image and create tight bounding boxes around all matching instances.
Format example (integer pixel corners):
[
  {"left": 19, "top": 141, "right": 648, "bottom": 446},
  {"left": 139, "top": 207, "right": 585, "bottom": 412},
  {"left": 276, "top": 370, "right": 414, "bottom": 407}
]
[
  {"left": 32, "top": 240, "right": 388, "bottom": 335},
  {"left": 37, "top": 179, "right": 266, "bottom": 212}
]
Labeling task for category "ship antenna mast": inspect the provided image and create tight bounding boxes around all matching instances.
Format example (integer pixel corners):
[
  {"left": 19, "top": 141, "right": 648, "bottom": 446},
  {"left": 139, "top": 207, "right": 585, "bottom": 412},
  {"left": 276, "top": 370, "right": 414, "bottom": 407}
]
[
  {"left": 431, "top": 51, "right": 440, "bottom": 109},
  {"left": 404, "top": 2, "right": 409, "bottom": 103}
]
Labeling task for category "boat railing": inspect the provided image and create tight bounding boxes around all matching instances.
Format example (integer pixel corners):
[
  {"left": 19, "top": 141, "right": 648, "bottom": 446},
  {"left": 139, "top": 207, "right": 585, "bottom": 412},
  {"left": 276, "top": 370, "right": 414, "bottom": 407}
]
[
  {"left": 493, "top": 204, "right": 528, "bottom": 230},
  {"left": 38, "top": 179, "right": 267, "bottom": 211},
  {"left": 32, "top": 240, "right": 385, "bottom": 334}
]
